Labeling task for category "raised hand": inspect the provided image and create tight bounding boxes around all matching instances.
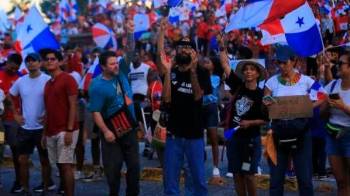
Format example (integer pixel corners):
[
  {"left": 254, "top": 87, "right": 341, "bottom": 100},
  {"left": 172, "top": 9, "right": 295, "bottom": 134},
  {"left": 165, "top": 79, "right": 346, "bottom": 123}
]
[
  {"left": 189, "top": 49, "right": 198, "bottom": 72},
  {"left": 160, "top": 17, "right": 168, "bottom": 32},
  {"left": 126, "top": 20, "right": 135, "bottom": 34},
  {"left": 160, "top": 51, "right": 172, "bottom": 73},
  {"left": 216, "top": 33, "right": 225, "bottom": 47}
]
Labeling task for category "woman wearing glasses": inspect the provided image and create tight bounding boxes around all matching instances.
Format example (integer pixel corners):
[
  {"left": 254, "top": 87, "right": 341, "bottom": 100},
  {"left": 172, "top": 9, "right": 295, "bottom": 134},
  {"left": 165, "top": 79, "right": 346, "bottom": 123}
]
[{"left": 322, "top": 53, "right": 350, "bottom": 196}]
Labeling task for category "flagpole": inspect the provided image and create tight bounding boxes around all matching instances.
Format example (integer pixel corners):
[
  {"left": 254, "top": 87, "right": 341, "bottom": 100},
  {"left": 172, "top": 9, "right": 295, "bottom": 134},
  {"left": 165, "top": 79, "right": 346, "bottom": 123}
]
[
  {"left": 317, "top": 19, "right": 326, "bottom": 56},
  {"left": 325, "top": 42, "right": 350, "bottom": 49}
]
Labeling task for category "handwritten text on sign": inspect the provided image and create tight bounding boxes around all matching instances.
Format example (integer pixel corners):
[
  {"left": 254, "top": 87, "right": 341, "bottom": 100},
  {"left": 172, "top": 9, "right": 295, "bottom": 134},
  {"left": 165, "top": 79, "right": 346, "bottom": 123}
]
[{"left": 268, "top": 95, "right": 313, "bottom": 119}]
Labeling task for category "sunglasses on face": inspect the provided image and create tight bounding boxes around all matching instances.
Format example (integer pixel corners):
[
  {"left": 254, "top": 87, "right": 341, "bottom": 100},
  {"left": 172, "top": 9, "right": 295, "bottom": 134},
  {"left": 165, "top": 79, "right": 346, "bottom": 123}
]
[
  {"left": 177, "top": 45, "right": 192, "bottom": 50},
  {"left": 338, "top": 61, "right": 349, "bottom": 66},
  {"left": 25, "top": 59, "right": 38, "bottom": 64},
  {"left": 45, "top": 57, "right": 57, "bottom": 62}
]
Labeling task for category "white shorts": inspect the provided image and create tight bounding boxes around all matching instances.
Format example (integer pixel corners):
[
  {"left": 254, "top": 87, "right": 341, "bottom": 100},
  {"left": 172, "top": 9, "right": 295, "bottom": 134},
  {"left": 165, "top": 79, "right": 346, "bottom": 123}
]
[{"left": 47, "top": 130, "right": 79, "bottom": 164}]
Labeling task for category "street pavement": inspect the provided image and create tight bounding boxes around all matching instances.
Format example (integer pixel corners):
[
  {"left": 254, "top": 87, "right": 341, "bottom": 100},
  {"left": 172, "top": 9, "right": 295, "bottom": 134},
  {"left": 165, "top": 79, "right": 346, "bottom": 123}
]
[{"left": 0, "top": 142, "right": 337, "bottom": 196}]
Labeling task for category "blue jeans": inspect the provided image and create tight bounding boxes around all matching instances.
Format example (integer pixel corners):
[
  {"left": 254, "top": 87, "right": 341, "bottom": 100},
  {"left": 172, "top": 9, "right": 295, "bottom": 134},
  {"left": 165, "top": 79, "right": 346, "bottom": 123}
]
[
  {"left": 269, "top": 131, "right": 313, "bottom": 196},
  {"left": 163, "top": 136, "right": 207, "bottom": 196}
]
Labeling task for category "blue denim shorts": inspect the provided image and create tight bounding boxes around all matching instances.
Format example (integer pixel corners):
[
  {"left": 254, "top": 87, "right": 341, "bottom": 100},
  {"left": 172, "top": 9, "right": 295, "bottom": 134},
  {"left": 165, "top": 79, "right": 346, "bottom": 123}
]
[
  {"left": 202, "top": 103, "right": 219, "bottom": 129},
  {"left": 326, "top": 129, "right": 350, "bottom": 158},
  {"left": 228, "top": 135, "right": 261, "bottom": 174}
]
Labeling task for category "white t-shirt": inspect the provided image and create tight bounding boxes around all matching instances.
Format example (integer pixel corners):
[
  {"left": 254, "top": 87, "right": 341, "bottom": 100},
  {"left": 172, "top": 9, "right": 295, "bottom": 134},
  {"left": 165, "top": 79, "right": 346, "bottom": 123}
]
[
  {"left": 129, "top": 63, "right": 150, "bottom": 96},
  {"left": 265, "top": 74, "right": 315, "bottom": 97},
  {"left": 325, "top": 79, "right": 350, "bottom": 127},
  {"left": 9, "top": 73, "right": 51, "bottom": 130}
]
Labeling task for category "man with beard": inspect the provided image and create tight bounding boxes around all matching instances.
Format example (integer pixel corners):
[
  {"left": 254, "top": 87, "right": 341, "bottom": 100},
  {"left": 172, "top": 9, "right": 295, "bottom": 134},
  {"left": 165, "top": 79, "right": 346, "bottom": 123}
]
[
  {"left": 160, "top": 37, "right": 211, "bottom": 196},
  {"left": 88, "top": 50, "right": 140, "bottom": 196},
  {"left": 87, "top": 20, "right": 140, "bottom": 196}
]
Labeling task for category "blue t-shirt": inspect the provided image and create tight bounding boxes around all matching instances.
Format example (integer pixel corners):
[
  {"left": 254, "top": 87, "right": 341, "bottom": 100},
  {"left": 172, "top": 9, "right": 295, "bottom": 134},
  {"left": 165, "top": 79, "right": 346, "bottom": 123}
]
[{"left": 88, "top": 73, "right": 135, "bottom": 119}]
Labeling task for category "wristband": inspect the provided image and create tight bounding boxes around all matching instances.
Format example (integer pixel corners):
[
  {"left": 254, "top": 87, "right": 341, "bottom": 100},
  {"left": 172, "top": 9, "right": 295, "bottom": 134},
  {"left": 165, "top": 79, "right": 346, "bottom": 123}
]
[{"left": 219, "top": 46, "right": 225, "bottom": 51}]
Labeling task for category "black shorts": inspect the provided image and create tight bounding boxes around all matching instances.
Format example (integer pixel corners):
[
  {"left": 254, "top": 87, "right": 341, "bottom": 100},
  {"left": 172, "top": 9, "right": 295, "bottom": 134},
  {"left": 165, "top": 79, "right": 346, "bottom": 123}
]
[{"left": 17, "top": 128, "right": 48, "bottom": 157}]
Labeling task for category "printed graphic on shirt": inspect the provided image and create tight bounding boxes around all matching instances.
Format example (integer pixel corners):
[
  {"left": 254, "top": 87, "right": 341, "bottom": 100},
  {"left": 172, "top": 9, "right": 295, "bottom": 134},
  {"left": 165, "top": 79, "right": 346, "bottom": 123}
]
[
  {"left": 129, "top": 72, "right": 146, "bottom": 81},
  {"left": 177, "top": 82, "right": 193, "bottom": 94},
  {"left": 235, "top": 96, "right": 254, "bottom": 117}
]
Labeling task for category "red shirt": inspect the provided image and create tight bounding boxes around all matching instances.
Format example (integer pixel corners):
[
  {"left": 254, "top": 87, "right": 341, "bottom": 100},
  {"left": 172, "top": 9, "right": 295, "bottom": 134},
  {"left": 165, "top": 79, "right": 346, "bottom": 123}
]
[
  {"left": 148, "top": 81, "right": 162, "bottom": 111},
  {"left": 44, "top": 72, "right": 78, "bottom": 136},
  {"left": 206, "top": 24, "right": 222, "bottom": 40},
  {"left": 144, "top": 60, "right": 157, "bottom": 71},
  {"left": 196, "top": 22, "right": 208, "bottom": 39},
  {"left": 0, "top": 70, "right": 19, "bottom": 121}
]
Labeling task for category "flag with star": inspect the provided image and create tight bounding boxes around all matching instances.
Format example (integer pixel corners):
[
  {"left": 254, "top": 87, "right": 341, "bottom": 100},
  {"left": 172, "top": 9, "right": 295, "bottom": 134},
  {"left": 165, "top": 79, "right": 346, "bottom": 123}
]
[
  {"left": 259, "top": 2, "right": 323, "bottom": 57},
  {"left": 133, "top": 13, "right": 150, "bottom": 40},
  {"left": 15, "top": 6, "right": 59, "bottom": 56}
]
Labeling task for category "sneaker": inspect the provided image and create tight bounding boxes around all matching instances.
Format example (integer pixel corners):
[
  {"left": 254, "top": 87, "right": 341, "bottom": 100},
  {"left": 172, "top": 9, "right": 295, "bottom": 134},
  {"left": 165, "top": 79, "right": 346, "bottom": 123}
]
[
  {"left": 213, "top": 167, "right": 220, "bottom": 177},
  {"left": 33, "top": 182, "right": 57, "bottom": 193},
  {"left": 74, "top": 171, "right": 85, "bottom": 180},
  {"left": 286, "top": 170, "right": 296, "bottom": 179},
  {"left": 82, "top": 171, "right": 103, "bottom": 182},
  {"left": 318, "top": 175, "right": 335, "bottom": 182},
  {"left": 226, "top": 172, "right": 233, "bottom": 178},
  {"left": 11, "top": 181, "right": 24, "bottom": 193},
  {"left": 257, "top": 166, "right": 262, "bottom": 175}
]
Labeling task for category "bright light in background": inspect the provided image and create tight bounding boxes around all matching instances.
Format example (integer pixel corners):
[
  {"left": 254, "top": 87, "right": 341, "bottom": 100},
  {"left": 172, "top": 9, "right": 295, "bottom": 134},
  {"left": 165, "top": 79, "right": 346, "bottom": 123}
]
[
  {"left": 0, "top": 0, "right": 43, "bottom": 12},
  {"left": 0, "top": 0, "right": 12, "bottom": 12}
]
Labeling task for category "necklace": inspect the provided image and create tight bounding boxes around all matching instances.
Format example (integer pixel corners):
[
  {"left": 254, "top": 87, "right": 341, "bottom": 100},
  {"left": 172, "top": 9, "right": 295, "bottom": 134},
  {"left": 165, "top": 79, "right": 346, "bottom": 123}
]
[{"left": 278, "top": 73, "right": 301, "bottom": 86}]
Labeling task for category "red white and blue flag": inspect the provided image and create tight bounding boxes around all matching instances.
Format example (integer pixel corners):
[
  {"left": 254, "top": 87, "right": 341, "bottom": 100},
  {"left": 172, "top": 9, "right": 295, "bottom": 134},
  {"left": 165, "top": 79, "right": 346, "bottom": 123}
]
[
  {"left": 259, "top": 2, "right": 323, "bottom": 57},
  {"left": 15, "top": 6, "right": 59, "bottom": 56},
  {"left": 309, "top": 81, "right": 327, "bottom": 101},
  {"left": 225, "top": 0, "right": 305, "bottom": 32},
  {"left": 58, "top": 0, "right": 78, "bottom": 22},
  {"left": 92, "top": 23, "right": 117, "bottom": 51},
  {"left": 133, "top": 13, "right": 150, "bottom": 40},
  {"left": 80, "top": 58, "right": 102, "bottom": 91}
]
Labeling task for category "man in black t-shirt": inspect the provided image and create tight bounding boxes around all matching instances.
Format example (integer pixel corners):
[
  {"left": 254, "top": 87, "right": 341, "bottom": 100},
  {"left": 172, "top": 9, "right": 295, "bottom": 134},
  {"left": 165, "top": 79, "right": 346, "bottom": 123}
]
[{"left": 160, "top": 37, "right": 211, "bottom": 196}]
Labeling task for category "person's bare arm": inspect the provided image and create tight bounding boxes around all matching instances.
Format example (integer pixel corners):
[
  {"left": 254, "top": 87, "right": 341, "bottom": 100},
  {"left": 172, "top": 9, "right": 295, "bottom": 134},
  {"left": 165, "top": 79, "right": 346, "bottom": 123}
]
[
  {"left": 124, "top": 20, "right": 135, "bottom": 67},
  {"left": 217, "top": 34, "right": 231, "bottom": 76},
  {"left": 189, "top": 50, "right": 203, "bottom": 101},
  {"left": 160, "top": 52, "right": 172, "bottom": 103},
  {"left": 7, "top": 94, "right": 23, "bottom": 125},
  {"left": 92, "top": 112, "right": 116, "bottom": 142},
  {"left": 157, "top": 18, "right": 168, "bottom": 75}
]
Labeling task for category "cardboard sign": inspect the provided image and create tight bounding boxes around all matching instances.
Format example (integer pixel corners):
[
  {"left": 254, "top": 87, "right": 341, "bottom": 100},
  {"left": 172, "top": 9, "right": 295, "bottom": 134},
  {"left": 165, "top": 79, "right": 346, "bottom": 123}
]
[{"left": 268, "top": 95, "right": 313, "bottom": 119}]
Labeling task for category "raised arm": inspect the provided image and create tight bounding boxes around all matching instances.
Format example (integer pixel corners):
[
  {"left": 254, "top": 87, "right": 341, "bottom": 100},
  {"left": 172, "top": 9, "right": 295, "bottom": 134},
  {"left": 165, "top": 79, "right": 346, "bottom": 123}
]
[
  {"left": 217, "top": 34, "right": 231, "bottom": 77},
  {"left": 157, "top": 18, "right": 168, "bottom": 75},
  {"left": 160, "top": 52, "right": 172, "bottom": 103},
  {"left": 124, "top": 20, "right": 135, "bottom": 67},
  {"left": 189, "top": 50, "right": 204, "bottom": 101}
]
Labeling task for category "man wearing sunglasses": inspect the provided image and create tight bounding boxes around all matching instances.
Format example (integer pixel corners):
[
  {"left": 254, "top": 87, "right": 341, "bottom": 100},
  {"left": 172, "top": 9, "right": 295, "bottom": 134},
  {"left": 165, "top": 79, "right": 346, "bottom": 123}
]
[
  {"left": 160, "top": 37, "right": 211, "bottom": 196},
  {"left": 8, "top": 53, "right": 55, "bottom": 195},
  {"left": 42, "top": 49, "right": 79, "bottom": 196}
]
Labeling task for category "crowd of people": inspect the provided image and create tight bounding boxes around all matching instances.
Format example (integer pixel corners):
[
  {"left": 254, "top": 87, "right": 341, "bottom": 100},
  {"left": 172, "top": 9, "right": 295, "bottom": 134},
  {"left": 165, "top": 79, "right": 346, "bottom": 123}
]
[{"left": 0, "top": 0, "right": 349, "bottom": 196}]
